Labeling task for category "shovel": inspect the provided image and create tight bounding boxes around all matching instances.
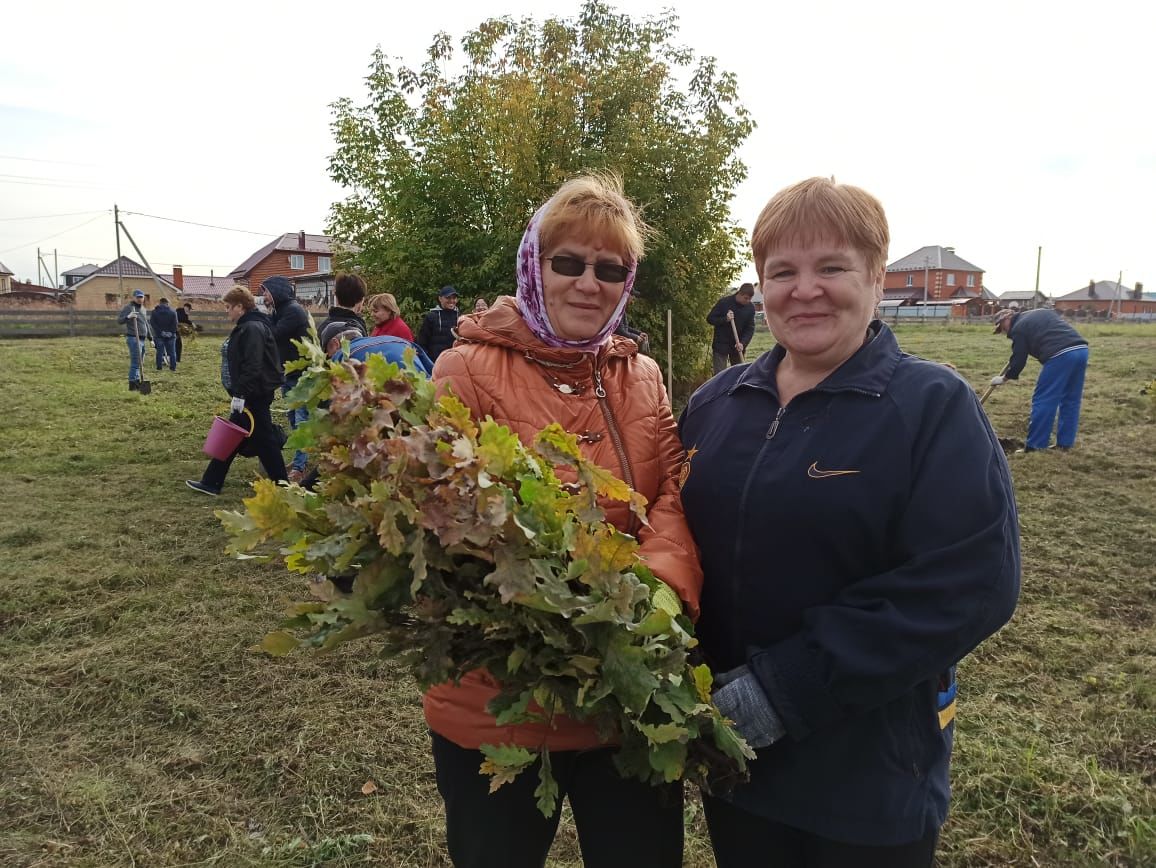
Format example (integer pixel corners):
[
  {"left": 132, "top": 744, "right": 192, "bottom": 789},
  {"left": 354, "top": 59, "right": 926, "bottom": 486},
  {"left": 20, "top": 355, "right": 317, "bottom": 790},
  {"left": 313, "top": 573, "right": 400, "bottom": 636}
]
[
  {"left": 729, "top": 316, "right": 746, "bottom": 363},
  {"left": 132, "top": 313, "right": 152, "bottom": 395}
]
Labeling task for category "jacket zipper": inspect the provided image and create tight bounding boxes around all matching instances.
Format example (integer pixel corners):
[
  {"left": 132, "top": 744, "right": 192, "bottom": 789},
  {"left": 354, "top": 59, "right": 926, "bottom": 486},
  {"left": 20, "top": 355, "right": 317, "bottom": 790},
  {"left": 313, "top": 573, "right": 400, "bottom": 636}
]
[
  {"left": 592, "top": 365, "right": 639, "bottom": 535},
  {"left": 766, "top": 406, "right": 786, "bottom": 439}
]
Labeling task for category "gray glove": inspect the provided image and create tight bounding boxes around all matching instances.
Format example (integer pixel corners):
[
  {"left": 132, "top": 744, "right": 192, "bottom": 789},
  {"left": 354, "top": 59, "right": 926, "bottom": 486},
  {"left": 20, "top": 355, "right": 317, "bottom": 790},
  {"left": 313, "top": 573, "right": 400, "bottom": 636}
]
[{"left": 712, "top": 665, "right": 787, "bottom": 749}]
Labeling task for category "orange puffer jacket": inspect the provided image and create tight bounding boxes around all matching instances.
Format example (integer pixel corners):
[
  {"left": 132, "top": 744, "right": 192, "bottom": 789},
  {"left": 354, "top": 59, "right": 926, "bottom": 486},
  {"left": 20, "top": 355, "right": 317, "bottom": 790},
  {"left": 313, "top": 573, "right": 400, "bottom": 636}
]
[{"left": 423, "top": 296, "right": 703, "bottom": 751}]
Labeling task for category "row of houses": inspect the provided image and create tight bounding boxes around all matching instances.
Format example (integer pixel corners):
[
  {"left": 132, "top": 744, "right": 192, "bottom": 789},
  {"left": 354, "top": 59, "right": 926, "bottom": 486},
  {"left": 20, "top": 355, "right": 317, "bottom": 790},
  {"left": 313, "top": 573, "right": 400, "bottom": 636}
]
[
  {"left": 0, "top": 230, "right": 340, "bottom": 310},
  {"left": 5, "top": 238, "right": 1155, "bottom": 320}
]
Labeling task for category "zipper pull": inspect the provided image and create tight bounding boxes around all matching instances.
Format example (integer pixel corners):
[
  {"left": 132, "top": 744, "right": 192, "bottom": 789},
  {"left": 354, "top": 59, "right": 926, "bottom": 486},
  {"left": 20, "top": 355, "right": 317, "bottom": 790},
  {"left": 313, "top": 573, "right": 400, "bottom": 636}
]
[
  {"left": 593, "top": 369, "right": 607, "bottom": 398},
  {"left": 766, "top": 406, "right": 786, "bottom": 439}
]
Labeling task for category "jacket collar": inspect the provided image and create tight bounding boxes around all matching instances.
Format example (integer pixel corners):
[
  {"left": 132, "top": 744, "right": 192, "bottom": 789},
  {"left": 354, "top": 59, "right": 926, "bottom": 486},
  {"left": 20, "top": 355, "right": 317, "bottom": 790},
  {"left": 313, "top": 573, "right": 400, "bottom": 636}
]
[
  {"left": 734, "top": 320, "right": 899, "bottom": 399},
  {"left": 455, "top": 296, "right": 637, "bottom": 365}
]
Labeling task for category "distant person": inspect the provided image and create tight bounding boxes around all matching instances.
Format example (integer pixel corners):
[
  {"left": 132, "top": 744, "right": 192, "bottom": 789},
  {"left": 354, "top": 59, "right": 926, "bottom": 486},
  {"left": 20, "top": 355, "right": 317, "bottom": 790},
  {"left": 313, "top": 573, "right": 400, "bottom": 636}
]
[
  {"left": 149, "top": 297, "right": 179, "bottom": 371},
  {"left": 472, "top": 297, "right": 489, "bottom": 313},
  {"left": 615, "top": 307, "right": 650, "bottom": 354},
  {"left": 368, "top": 292, "right": 414, "bottom": 341},
  {"left": 116, "top": 289, "right": 151, "bottom": 390},
  {"left": 186, "top": 286, "right": 286, "bottom": 496},
  {"left": 175, "top": 302, "right": 195, "bottom": 363},
  {"left": 261, "top": 276, "right": 313, "bottom": 482},
  {"left": 317, "top": 273, "right": 369, "bottom": 339},
  {"left": 416, "top": 286, "right": 460, "bottom": 362},
  {"left": 707, "top": 283, "right": 756, "bottom": 374},
  {"left": 991, "top": 307, "right": 1090, "bottom": 451}
]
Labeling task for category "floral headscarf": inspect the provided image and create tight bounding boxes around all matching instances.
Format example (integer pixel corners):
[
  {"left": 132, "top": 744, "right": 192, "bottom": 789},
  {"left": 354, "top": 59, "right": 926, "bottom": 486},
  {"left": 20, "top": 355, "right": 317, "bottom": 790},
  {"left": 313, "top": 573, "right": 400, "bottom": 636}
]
[{"left": 515, "top": 199, "right": 637, "bottom": 351}]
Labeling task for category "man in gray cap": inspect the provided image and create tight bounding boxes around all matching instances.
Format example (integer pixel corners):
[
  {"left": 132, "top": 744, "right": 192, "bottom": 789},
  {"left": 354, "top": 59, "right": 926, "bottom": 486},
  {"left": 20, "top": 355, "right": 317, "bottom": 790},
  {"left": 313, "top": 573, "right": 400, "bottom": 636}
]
[
  {"left": 116, "top": 289, "right": 152, "bottom": 390},
  {"left": 991, "top": 307, "right": 1089, "bottom": 451}
]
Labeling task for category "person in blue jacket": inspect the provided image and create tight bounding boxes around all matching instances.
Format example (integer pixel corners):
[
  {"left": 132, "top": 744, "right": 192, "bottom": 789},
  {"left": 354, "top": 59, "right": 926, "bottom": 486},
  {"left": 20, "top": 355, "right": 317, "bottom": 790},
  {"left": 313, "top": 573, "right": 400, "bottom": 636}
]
[
  {"left": 679, "top": 177, "right": 1021, "bottom": 868},
  {"left": 990, "top": 307, "right": 1089, "bottom": 451}
]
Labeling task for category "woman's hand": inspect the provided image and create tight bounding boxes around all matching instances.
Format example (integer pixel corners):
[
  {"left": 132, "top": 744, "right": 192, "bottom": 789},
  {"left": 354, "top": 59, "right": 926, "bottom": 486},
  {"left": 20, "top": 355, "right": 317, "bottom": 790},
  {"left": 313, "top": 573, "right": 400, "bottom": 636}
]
[{"left": 713, "top": 665, "right": 786, "bottom": 749}]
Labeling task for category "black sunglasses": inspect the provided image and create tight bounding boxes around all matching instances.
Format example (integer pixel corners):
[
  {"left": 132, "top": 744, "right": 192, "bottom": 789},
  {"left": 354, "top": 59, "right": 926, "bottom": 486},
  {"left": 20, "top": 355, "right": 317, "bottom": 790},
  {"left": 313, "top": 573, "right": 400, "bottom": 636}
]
[{"left": 545, "top": 255, "right": 630, "bottom": 284}]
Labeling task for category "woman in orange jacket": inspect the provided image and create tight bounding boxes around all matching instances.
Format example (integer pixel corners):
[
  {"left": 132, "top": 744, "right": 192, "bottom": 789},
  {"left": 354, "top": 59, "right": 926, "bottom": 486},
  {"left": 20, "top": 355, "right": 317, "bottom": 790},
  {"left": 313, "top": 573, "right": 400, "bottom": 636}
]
[{"left": 425, "top": 173, "right": 702, "bottom": 868}]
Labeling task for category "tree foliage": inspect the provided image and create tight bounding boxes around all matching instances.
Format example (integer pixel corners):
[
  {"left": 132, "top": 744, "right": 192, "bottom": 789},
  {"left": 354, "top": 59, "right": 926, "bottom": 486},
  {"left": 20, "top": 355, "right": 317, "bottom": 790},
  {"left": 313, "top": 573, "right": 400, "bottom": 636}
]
[
  {"left": 327, "top": 0, "right": 754, "bottom": 383},
  {"left": 218, "top": 340, "right": 753, "bottom": 813}
]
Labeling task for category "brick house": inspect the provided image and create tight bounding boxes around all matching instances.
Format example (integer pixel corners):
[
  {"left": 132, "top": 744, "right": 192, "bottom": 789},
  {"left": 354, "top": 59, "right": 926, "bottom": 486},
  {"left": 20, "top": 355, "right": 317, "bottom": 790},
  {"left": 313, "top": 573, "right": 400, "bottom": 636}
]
[
  {"left": 69, "top": 256, "right": 181, "bottom": 310},
  {"left": 161, "top": 265, "right": 231, "bottom": 302},
  {"left": 227, "top": 231, "right": 334, "bottom": 295},
  {"left": 1053, "top": 280, "right": 1154, "bottom": 318},
  {"left": 62, "top": 263, "right": 99, "bottom": 288},
  {"left": 998, "top": 289, "right": 1048, "bottom": 310},
  {"left": 885, "top": 246, "right": 985, "bottom": 300}
]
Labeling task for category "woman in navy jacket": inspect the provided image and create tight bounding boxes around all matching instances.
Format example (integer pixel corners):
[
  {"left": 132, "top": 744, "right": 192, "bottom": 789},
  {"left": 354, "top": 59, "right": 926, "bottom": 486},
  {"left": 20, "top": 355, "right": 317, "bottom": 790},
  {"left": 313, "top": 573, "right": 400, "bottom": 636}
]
[{"left": 679, "top": 177, "right": 1021, "bottom": 867}]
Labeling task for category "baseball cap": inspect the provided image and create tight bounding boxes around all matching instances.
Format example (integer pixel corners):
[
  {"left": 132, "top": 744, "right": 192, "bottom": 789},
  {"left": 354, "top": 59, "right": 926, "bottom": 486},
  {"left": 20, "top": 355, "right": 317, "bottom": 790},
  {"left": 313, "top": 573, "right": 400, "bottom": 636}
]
[
  {"left": 132, "top": 290, "right": 145, "bottom": 299},
  {"left": 438, "top": 285, "right": 459, "bottom": 298},
  {"left": 992, "top": 308, "right": 1015, "bottom": 332}
]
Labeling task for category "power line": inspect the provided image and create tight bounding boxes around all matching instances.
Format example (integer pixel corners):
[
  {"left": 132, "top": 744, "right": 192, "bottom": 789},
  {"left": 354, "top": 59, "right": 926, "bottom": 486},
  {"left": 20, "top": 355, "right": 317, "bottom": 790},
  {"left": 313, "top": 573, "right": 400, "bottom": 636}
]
[
  {"left": 0, "top": 154, "right": 97, "bottom": 167},
  {"left": 0, "top": 214, "right": 107, "bottom": 255},
  {"left": 121, "top": 210, "right": 280, "bottom": 237},
  {"left": 0, "top": 210, "right": 108, "bottom": 222}
]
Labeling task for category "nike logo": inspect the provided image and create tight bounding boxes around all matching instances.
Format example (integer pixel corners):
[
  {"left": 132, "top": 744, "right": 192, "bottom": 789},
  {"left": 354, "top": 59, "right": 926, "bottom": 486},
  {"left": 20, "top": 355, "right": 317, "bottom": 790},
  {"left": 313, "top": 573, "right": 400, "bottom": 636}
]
[{"left": 807, "top": 461, "right": 861, "bottom": 479}]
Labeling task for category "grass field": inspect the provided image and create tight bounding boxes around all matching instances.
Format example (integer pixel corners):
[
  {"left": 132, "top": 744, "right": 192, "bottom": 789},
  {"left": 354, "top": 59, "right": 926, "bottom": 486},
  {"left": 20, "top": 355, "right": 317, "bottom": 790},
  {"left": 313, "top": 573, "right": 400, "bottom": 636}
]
[{"left": 2, "top": 323, "right": 1153, "bottom": 867}]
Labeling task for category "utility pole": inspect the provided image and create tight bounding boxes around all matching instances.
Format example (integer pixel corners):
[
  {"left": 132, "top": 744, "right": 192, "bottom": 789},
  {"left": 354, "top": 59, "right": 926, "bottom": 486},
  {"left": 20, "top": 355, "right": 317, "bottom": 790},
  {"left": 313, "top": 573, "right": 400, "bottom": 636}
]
[
  {"left": 1034, "top": 246, "right": 1042, "bottom": 306},
  {"left": 54, "top": 249, "right": 58, "bottom": 290},
  {"left": 37, "top": 248, "right": 41, "bottom": 286},
  {"left": 1112, "top": 270, "right": 1123, "bottom": 319},
  {"left": 923, "top": 255, "right": 929, "bottom": 304},
  {"left": 114, "top": 204, "right": 125, "bottom": 300},
  {"left": 117, "top": 215, "right": 169, "bottom": 299}
]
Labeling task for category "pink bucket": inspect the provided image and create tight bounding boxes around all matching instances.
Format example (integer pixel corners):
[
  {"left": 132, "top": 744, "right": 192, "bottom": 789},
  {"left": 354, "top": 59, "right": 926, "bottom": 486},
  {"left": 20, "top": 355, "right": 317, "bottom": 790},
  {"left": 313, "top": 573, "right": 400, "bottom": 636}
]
[{"left": 202, "top": 409, "right": 254, "bottom": 460}]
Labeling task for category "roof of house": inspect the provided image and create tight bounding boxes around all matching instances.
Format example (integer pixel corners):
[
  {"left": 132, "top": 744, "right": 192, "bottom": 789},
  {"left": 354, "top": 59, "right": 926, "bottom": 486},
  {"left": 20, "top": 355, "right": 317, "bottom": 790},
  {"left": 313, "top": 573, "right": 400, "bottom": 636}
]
[
  {"left": 61, "top": 263, "right": 99, "bottom": 277},
  {"left": 227, "top": 232, "right": 334, "bottom": 280},
  {"left": 882, "top": 288, "right": 920, "bottom": 301},
  {"left": 1056, "top": 280, "right": 1134, "bottom": 301},
  {"left": 887, "top": 246, "right": 983, "bottom": 273},
  {"left": 11, "top": 280, "right": 58, "bottom": 293},
  {"left": 999, "top": 290, "right": 1045, "bottom": 301},
  {"left": 161, "top": 273, "right": 231, "bottom": 299},
  {"left": 70, "top": 256, "right": 180, "bottom": 292},
  {"left": 0, "top": 260, "right": 13, "bottom": 277}
]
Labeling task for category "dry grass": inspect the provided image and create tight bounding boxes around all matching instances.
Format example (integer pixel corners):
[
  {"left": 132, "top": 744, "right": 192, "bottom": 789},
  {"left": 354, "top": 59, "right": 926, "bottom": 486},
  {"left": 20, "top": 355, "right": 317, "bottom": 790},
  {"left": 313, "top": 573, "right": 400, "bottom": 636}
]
[{"left": 1, "top": 324, "right": 1153, "bottom": 866}]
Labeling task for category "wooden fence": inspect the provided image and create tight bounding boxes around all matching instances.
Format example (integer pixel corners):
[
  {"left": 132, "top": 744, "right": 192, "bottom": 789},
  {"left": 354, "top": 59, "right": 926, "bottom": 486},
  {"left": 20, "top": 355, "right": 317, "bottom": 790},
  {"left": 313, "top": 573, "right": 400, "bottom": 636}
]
[{"left": 0, "top": 309, "right": 234, "bottom": 339}]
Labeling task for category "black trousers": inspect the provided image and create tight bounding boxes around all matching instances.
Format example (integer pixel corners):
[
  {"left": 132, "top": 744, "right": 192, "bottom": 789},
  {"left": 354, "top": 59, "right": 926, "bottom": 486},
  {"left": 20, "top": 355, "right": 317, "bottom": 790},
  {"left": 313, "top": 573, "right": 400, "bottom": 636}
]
[
  {"left": 703, "top": 794, "right": 938, "bottom": 868},
  {"left": 200, "top": 396, "right": 287, "bottom": 490},
  {"left": 431, "top": 732, "right": 683, "bottom": 868}
]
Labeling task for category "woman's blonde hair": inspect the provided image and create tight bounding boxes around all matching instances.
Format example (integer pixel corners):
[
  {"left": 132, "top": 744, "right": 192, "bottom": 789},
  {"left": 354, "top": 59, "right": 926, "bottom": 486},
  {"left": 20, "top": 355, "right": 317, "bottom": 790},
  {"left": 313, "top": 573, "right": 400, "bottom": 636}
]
[
  {"left": 538, "top": 172, "right": 652, "bottom": 263},
  {"left": 751, "top": 177, "right": 890, "bottom": 277},
  {"left": 368, "top": 292, "right": 400, "bottom": 318},
  {"left": 222, "top": 285, "right": 256, "bottom": 310}
]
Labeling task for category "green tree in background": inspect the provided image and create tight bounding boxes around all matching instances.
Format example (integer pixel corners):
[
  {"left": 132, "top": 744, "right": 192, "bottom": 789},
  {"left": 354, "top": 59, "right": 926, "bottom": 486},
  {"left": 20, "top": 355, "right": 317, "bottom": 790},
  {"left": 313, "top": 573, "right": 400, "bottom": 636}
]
[{"left": 327, "top": 0, "right": 754, "bottom": 383}]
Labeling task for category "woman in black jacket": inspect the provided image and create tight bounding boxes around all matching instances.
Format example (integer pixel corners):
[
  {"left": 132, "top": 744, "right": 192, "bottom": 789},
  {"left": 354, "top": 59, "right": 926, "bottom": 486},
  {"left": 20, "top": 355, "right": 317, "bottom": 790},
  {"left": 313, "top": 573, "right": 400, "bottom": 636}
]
[{"left": 186, "top": 286, "right": 287, "bottom": 496}]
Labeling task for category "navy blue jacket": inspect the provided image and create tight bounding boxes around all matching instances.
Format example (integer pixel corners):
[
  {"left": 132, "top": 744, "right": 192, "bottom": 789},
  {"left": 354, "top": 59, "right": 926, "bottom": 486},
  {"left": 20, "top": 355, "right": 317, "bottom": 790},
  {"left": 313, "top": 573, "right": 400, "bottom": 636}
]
[
  {"left": 416, "top": 306, "right": 460, "bottom": 361},
  {"left": 706, "top": 293, "right": 756, "bottom": 351},
  {"left": 264, "top": 281, "right": 312, "bottom": 374},
  {"left": 1003, "top": 309, "right": 1087, "bottom": 379},
  {"left": 679, "top": 321, "right": 1020, "bottom": 846},
  {"left": 149, "top": 302, "right": 178, "bottom": 338}
]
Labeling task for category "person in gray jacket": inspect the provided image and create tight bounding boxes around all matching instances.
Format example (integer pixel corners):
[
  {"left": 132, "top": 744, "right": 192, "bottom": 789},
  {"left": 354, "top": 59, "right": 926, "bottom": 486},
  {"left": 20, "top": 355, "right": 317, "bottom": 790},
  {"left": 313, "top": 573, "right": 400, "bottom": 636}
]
[
  {"left": 991, "top": 307, "right": 1089, "bottom": 451},
  {"left": 116, "top": 289, "right": 151, "bottom": 390}
]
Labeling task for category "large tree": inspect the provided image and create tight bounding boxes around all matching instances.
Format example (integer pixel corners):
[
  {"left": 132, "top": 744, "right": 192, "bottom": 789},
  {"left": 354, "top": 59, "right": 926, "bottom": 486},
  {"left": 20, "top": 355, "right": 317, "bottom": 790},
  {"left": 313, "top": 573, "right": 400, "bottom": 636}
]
[{"left": 327, "top": 0, "right": 754, "bottom": 383}]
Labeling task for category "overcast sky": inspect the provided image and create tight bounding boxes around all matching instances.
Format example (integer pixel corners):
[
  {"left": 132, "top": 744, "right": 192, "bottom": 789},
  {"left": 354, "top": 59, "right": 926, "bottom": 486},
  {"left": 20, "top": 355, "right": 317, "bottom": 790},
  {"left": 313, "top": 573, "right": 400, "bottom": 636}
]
[{"left": 2, "top": 0, "right": 1152, "bottom": 296}]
